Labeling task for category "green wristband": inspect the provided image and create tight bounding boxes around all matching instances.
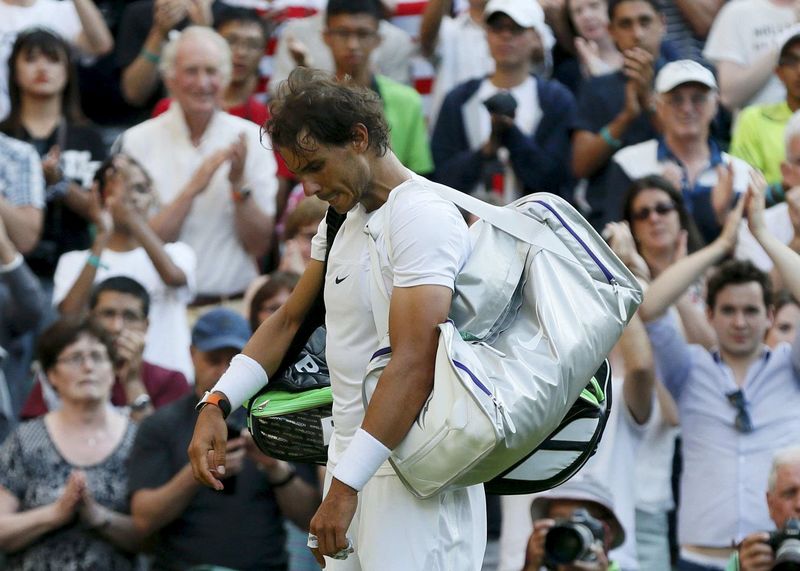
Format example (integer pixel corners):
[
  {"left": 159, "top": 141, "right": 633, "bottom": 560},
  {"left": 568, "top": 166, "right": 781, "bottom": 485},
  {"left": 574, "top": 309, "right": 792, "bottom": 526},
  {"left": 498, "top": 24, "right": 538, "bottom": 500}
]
[
  {"left": 87, "top": 255, "right": 108, "bottom": 270},
  {"left": 599, "top": 126, "right": 622, "bottom": 150},
  {"left": 140, "top": 48, "right": 160, "bottom": 64}
]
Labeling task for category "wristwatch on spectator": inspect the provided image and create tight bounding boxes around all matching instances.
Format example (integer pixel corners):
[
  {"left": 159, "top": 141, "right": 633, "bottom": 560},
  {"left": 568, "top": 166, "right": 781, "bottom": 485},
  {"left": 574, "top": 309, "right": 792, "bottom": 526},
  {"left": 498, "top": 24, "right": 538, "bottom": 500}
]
[
  {"left": 130, "top": 393, "right": 152, "bottom": 413},
  {"left": 196, "top": 391, "right": 231, "bottom": 419}
]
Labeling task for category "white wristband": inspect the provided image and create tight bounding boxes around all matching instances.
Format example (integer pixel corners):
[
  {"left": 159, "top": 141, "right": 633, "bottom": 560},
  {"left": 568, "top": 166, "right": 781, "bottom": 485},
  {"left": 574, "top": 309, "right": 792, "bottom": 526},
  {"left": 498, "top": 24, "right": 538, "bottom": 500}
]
[
  {"left": 212, "top": 353, "right": 269, "bottom": 411},
  {"left": 331, "top": 428, "right": 391, "bottom": 492}
]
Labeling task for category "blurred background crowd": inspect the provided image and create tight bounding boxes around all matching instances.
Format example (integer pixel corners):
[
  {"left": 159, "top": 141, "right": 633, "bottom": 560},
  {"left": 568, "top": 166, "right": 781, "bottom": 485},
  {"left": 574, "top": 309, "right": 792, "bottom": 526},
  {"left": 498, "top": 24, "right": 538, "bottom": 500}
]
[{"left": 1, "top": 0, "right": 800, "bottom": 569}]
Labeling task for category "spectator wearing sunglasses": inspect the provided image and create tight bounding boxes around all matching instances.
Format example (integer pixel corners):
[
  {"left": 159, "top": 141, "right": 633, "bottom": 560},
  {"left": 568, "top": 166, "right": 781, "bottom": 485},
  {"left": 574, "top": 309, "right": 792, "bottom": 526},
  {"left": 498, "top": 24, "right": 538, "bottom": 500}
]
[
  {"left": 638, "top": 175, "right": 800, "bottom": 571},
  {"left": 605, "top": 60, "right": 754, "bottom": 243}
]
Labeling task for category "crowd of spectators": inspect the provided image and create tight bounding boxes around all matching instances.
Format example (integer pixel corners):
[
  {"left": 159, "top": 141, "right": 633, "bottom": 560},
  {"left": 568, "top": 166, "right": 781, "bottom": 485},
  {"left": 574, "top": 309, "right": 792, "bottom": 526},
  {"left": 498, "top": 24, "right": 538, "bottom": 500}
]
[{"left": 1, "top": 0, "right": 800, "bottom": 569}]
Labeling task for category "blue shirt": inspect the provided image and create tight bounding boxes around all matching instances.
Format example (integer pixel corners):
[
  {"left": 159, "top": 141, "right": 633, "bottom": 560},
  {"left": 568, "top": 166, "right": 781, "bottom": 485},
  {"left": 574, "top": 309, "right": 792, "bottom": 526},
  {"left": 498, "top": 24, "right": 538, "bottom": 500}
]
[{"left": 646, "top": 311, "right": 800, "bottom": 547}]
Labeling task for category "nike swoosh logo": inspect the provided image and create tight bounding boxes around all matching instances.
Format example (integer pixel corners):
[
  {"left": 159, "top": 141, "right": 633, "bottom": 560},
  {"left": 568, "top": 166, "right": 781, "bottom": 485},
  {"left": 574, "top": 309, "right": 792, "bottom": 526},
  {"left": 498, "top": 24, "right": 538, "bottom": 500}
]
[{"left": 335, "top": 275, "right": 349, "bottom": 284}]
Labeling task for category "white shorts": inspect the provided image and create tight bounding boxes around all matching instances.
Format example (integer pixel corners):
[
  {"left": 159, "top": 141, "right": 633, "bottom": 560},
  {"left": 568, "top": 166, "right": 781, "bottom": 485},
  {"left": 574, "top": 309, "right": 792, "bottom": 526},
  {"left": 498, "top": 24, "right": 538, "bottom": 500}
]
[{"left": 322, "top": 463, "right": 487, "bottom": 571}]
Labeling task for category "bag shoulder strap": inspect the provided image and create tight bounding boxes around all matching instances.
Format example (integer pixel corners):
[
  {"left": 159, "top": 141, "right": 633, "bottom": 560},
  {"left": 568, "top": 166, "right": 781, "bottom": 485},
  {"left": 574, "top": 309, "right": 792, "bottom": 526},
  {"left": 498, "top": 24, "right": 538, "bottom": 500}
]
[{"left": 424, "top": 181, "right": 573, "bottom": 260}]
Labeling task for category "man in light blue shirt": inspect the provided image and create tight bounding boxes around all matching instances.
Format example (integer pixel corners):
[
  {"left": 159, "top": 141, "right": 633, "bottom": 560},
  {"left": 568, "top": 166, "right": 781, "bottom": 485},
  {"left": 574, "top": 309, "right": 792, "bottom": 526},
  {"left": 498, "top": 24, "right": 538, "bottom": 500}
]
[{"left": 638, "top": 176, "right": 800, "bottom": 571}]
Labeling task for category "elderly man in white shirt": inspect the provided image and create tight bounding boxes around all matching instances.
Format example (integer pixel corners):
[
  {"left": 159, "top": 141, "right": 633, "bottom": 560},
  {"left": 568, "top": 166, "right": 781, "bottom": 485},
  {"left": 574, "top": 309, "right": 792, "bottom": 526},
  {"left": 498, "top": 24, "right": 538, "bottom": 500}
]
[{"left": 117, "top": 26, "right": 277, "bottom": 305}]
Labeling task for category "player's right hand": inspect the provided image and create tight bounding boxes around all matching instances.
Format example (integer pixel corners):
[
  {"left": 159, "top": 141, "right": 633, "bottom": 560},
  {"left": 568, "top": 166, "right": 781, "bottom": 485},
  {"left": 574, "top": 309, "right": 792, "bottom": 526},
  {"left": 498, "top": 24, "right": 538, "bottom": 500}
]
[{"left": 187, "top": 404, "right": 228, "bottom": 491}]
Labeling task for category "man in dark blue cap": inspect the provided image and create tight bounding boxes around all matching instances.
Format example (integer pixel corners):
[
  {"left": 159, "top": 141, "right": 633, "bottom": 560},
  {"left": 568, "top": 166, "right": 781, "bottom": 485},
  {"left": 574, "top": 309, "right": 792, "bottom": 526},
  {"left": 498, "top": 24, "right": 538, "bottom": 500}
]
[{"left": 127, "top": 308, "right": 320, "bottom": 571}]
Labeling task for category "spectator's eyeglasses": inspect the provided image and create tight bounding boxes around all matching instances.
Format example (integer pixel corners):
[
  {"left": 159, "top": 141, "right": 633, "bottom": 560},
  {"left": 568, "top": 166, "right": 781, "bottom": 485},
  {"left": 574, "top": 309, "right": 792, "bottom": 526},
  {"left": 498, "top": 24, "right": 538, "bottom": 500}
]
[
  {"left": 224, "top": 35, "right": 264, "bottom": 53},
  {"left": 57, "top": 350, "right": 111, "bottom": 368},
  {"left": 631, "top": 201, "right": 676, "bottom": 221},
  {"left": 663, "top": 92, "right": 711, "bottom": 109},
  {"left": 325, "top": 28, "right": 378, "bottom": 42},
  {"left": 726, "top": 390, "right": 754, "bottom": 434}
]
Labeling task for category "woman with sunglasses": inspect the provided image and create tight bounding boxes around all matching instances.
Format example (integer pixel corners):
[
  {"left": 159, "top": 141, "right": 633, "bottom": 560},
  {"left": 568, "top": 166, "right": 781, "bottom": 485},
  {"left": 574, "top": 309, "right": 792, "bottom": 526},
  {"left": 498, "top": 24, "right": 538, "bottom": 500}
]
[
  {"left": 0, "top": 29, "right": 107, "bottom": 303},
  {"left": 0, "top": 318, "right": 143, "bottom": 570}
]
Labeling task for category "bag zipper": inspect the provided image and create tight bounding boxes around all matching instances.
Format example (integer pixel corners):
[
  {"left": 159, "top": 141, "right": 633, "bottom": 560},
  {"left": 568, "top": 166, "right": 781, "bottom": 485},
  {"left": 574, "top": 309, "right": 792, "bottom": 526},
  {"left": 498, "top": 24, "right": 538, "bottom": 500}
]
[
  {"left": 453, "top": 360, "right": 516, "bottom": 434},
  {"left": 531, "top": 199, "right": 627, "bottom": 321},
  {"left": 252, "top": 388, "right": 333, "bottom": 417}
]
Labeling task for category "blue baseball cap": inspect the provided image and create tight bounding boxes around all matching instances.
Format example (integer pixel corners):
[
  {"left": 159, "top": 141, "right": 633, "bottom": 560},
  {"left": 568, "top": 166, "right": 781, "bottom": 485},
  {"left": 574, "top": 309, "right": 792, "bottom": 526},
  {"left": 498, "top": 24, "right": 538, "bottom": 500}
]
[{"left": 191, "top": 308, "right": 251, "bottom": 352}]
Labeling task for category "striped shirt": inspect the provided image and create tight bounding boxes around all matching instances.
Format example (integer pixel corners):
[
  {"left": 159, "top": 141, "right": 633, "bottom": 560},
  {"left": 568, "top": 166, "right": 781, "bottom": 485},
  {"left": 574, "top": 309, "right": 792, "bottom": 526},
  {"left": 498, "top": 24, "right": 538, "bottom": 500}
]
[{"left": 0, "top": 132, "right": 44, "bottom": 208}]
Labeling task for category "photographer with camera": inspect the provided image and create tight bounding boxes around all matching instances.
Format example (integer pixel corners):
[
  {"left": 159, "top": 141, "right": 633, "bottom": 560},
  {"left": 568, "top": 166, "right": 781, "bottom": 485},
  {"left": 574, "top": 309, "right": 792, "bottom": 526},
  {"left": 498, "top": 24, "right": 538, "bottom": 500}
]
[
  {"left": 727, "top": 446, "right": 800, "bottom": 571},
  {"left": 430, "top": 0, "right": 575, "bottom": 201},
  {"left": 522, "top": 475, "right": 625, "bottom": 571}
]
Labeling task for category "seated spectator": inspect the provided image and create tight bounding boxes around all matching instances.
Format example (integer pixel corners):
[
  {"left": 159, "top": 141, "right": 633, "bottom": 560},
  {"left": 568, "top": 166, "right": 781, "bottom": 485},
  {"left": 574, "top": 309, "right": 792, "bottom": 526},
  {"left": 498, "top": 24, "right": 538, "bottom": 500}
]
[
  {"left": 419, "top": 0, "right": 494, "bottom": 129},
  {"left": 245, "top": 270, "right": 300, "bottom": 332},
  {"left": 52, "top": 154, "right": 196, "bottom": 378},
  {"left": 431, "top": 0, "right": 575, "bottom": 199},
  {"left": 269, "top": 0, "right": 415, "bottom": 95},
  {"left": 570, "top": 0, "right": 666, "bottom": 230},
  {"left": 116, "top": 26, "right": 277, "bottom": 310},
  {"left": 730, "top": 30, "right": 800, "bottom": 190},
  {"left": 522, "top": 475, "right": 626, "bottom": 571},
  {"left": 128, "top": 308, "right": 320, "bottom": 570},
  {"left": 638, "top": 176, "right": 800, "bottom": 571},
  {"left": 22, "top": 277, "right": 191, "bottom": 421},
  {"left": 0, "top": 0, "right": 113, "bottom": 120},
  {"left": 117, "top": 0, "right": 216, "bottom": 109},
  {"left": 0, "top": 28, "right": 106, "bottom": 300},
  {"left": 565, "top": 0, "right": 623, "bottom": 78},
  {"left": 0, "top": 131, "right": 43, "bottom": 256},
  {"left": 727, "top": 446, "right": 800, "bottom": 571},
  {"left": 704, "top": 1, "right": 798, "bottom": 112},
  {"left": 0, "top": 214, "right": 44, "bottom": 442},
  {"left": 607, "top": 60, "right": 752, "bottom": 243},
  {"left": 766, "top": 291, "right": 800, "bottom": 348},
  {"left": 279, "top": 196, "right": 327, "bottom": 274},
  {"left": 0, "top": 317, "right": 143, "bottom": 569},
  {"left": 319, "top": 0, "right": 432, "bottom": 175}
]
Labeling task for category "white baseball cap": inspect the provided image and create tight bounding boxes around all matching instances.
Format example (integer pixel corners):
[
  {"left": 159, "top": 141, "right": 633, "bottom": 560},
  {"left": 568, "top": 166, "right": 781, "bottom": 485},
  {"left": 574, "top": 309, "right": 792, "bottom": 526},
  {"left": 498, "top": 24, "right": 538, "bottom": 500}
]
[
  {"left": 655, "top": 59, "right": 718, "bottom": 94},
  {"left": 484, "top": 0, "right": 555, "bottom": 51}
]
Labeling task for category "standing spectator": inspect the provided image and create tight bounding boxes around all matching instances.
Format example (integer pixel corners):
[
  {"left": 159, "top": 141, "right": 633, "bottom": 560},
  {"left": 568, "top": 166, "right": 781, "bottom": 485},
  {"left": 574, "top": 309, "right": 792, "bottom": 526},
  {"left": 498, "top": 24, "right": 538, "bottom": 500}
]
[
  {"left": 117, "top": 26, "right": 277, "bottom": 309},
  {"left": 322, "top": 0, "right": 433, "bottom": 175},
  {"left": 269, "top": 0, "right": 415, "bottom": 95},
  {"left": 659, "top": 0, "right": 724, "bottom": 63},
  {"left": 419, "top": 0, "right": 495, "bottom": 129},
  {"left": 52, "top": 154, "right": 196, "bottom": 379},
  {"left": 0, "top": 318, "right": 143, "bottom": 570},
  {"left": 21, "top": 277, "right": 191, "bottom": 421},
  {"left": 117, "top": 0, "right": 215, "bottom": 109},
  {"left": 0, "top": 29, "right": 107, "bottom": 302},
  {"left": 0, "top": 0, "right": 113, "bottom": 120},
  {"left": 639, "top": 176, "right": 800, "bottom": 571},
  {"left": 730, "top": 29, "right": 800, "bottom": 189},
  {"left": 703, "top": 0, "right": 796, "bottom": 112},
  {"left": 606, "top": 60, "right": 752, "bottom": 243},
  {"left": 0, "top": 131, "right": 43, "bottom": 256},
  {"left": 571, "top": 0, "right": 666, "bottom": 230},
  {"left": 128, "top": 308, "right": 320, "bottom": 571},
  {"left": 0, "top": 215, "right": 43, "bottom": 442},
  {"left": 432, "top": 0, "right": 575, "bottom": 199}
]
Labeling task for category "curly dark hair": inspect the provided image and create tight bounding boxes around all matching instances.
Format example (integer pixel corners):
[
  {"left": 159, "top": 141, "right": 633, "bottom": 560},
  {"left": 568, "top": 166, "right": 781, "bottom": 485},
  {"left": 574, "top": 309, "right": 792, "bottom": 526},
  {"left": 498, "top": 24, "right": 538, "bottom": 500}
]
[
  {"left": 706, "top": 259, "right": 773, "bottom": 312},
  {"left": 265, "top": 67, "right": 390, "bottom": 161}
]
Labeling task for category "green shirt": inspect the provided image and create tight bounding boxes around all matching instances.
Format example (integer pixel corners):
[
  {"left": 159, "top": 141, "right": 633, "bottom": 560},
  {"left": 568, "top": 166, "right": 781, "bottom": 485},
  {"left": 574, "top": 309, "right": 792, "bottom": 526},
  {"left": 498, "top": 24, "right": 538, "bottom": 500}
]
[
  {"left": 730, "top": 101, "right": 793, "bottom": 185},
  {"left": 725, "top": 551, "right": 739, "bottom": 571},
  {"left": 374, "top": 74, "right": 434, "bottom": 175}
]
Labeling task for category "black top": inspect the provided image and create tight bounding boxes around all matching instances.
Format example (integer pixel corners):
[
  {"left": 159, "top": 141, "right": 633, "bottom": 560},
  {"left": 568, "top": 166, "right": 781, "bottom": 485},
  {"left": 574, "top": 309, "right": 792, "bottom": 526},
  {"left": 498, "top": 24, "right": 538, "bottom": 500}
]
[{"left": 128, "top": 393, "right": 290, "bottom": 571}]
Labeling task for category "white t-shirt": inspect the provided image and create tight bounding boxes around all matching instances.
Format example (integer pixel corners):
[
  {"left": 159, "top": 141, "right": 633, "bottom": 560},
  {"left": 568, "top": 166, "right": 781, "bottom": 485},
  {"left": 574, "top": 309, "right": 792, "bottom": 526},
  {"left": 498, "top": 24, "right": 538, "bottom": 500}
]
[
  {"left": 497, "top": 376, "right": 648, "bottom": 571},
  {"left": 703, "top": 0, "right": 794, "bottom": 108},
  {"left": 427, "top": 11, "right": 494, "bottom": 130},
  {"left": 310, "top": 177, "right": 471, "bottom": 465},
  {"left": 52, "top": 243, "right": 197, "bottom": 380},
  {"left": 118, "top": 104, "right": 277, "bottom": 296},
  {"left": 0, "top": 0, "right": 82, "bottom": 120}
]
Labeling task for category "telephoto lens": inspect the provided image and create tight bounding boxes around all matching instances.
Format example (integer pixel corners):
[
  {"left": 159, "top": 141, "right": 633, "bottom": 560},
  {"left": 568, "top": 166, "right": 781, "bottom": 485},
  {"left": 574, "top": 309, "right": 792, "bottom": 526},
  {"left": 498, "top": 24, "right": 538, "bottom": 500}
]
[{"left": 544, "top": 508, "right": 605, "bottom": 565}]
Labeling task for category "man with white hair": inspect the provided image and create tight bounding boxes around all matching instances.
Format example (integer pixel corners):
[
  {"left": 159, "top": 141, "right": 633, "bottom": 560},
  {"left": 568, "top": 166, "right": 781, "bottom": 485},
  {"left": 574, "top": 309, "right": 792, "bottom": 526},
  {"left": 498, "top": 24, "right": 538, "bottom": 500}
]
[
  {"left": 606, "top": 59, "right": 752, "bottom": 243},
  {"left": 116, "top": 26, "right": 277, "bottom": 308},
  {"left": 726, "top": 446, "right": 800, "bottom": 571}
]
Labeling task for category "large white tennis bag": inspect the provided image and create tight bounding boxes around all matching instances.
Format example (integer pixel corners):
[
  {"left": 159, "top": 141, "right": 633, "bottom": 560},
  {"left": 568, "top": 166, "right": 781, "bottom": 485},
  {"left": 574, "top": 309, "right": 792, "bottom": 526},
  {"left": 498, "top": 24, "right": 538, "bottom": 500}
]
[{"left": 364, "top": 187, "right": 642, "bottom": 499}]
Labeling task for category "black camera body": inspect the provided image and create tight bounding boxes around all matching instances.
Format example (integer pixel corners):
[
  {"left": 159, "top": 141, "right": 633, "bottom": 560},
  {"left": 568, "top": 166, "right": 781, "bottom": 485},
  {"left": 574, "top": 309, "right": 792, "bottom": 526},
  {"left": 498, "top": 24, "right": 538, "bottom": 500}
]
[
  {"left": 769, "top": 518, "right": 800, "bottom": 571},
  {"left": 483, "top": 91, "right": 517, "bottom": 118},
  {"left": 544, "top": 508, "right": 606, "bottom": 566}
]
